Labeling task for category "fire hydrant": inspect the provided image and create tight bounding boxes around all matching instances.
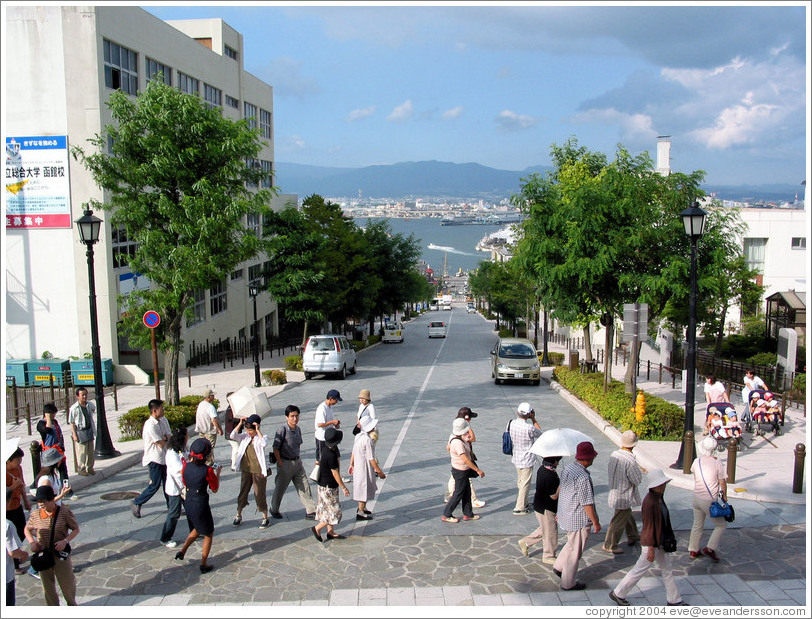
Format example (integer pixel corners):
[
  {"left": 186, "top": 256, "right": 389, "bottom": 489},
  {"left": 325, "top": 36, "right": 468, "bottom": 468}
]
[{"left": 634, "top": 390, "right": 646, "bottom": 421}]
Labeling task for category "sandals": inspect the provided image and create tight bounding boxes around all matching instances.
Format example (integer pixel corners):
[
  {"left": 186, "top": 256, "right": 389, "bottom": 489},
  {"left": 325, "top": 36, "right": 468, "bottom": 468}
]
[{"left": 232, "top": 515, "right": 242, "bottom": 526}]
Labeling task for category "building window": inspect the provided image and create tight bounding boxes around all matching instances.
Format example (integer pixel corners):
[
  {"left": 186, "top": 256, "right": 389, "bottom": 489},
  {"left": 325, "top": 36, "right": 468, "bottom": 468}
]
[
  {"left": 244, "top": 102, "right": 257, "bottom": 130},
  {"left": 259, "top": 108, "right": 272, "bottom": 139},
  {"left": 246, "top": 158, "right": 259, "bottom": 188},
  {"left": 146, "top": 58, "right": 171, "bottom": 85},
  {"left": 111, "top": 225, "right": 138, "bottom": 269},
  {"left": 231, "top": 268, "right": 244, "bottom": 281},
  {"left": 209, "top": 280, "right": 227, "bottom": 316},
  {"left": 248, "top": 263, "right": 262, "bottom": 282},
  {"left": 203, "top": 83, "right": 222, "bottom": 110},
  {"left": 260, "top": 160, "right": 273, "bottom": 188},
  {"left": 247, "top": 213, "right": 261, "bottom": 237},
  {"left": 178, "top": 72, "right": 199, "bottom": 95},
  {"left": 743, "top": 238, "right": 767, "bottom": 273},
  {"left": 224, "top": 45, "right": 238, "bottom": 61},
  {"left": 187, "top": 288, "right": 206, "bottom": 327},
  {"left": 791, "top": 237, "right": 806, "bottom": 250},
  {"left": 103, "top": 39, "right": 138, "bottom": 95},
  {"left": 264, "top": 311, "right": 275, "bottom": 343},
  {"left": 225, "top": 94, "right": 239, "bottom": 108}
]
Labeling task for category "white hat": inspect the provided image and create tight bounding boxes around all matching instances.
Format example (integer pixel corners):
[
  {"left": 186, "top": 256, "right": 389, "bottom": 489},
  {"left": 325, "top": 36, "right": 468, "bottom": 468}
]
[
  {"left": 5, "top": 437, "right": 21, "bottom": 460},
  {"left": 697, "top": 436, "right": 718, "bottom": 457},
  {"left": 361, "top": 416, "right": 378, "bottom": 434},
  {"left": 646, "top": 468, "right": 673, "bottom": 490},
  {"left": 621, "top": 430, "right": 638, "bottom": 448},
  {"left": 452, "top": 418, "right": 470, "bottom": 436},
  {"left": 517, "top": 402, "right": 533, "bottom": 417}
]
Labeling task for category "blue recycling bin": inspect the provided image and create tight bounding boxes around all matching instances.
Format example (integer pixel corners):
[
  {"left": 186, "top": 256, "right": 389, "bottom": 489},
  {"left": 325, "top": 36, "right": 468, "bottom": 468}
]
[
  {"left": 6, "top": 359, "right": 32, "bottom": 387},
  {"left": 26, "top": 359, "right": 70, "bottom": 386},
  {"left": 70, "top": 358, "right": 114, "bottom": 386}
]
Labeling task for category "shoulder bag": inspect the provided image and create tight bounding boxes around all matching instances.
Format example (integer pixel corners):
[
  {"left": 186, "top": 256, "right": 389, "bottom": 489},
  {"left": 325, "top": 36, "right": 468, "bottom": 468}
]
[
  {"left": 30, "top": 506, "right": 62, "bottom": 571},
  {"left": 698, "top": 459, "right": 734, "bottom": 521},
  {"left": 502, "top": 420, "right": 513, "bottom": 455}
]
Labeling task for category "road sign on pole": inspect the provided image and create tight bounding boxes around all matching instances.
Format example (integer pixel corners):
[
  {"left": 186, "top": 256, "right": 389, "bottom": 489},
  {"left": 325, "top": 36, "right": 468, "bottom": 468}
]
[
  {"left": 143, "top": 311, "right": 161, "bottom": 399},
  {"left": 143, "top": 311, "right": 161, "bottom": 328}
]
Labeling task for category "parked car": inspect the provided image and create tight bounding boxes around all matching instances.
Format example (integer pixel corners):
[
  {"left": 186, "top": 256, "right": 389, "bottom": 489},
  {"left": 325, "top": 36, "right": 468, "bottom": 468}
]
[
  {"left": 491, "top": 337, "right": 540, "bottom": 385},
  {"left": 382, "top": 321, "right": 404, "bottom": 343},
  {"left": 428, "top": 321, "right": 447, "bottom": 338},
  {"left": 302, "top": 334, "right": 357, "bottom": 380}
]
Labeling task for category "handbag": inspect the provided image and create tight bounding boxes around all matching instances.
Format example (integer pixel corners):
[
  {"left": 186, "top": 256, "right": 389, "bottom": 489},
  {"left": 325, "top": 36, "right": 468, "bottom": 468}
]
[
  {"left": 30, "top": 506, "right": 61, "bottom": 571},
  {"left": 309, "top": 464, "right": 320, "bottom": 482},
  {"left": 660, "top": 500, "right": 678, "bottom": 552},
  {"left": 77, "top": 426, "right": 94, "bottom": 444},
  {"left": 502, "top": 420, "right": 513, "bottom": 455},
  {"left": 699, "top": 460, "right": 734, "bottom": 521}
]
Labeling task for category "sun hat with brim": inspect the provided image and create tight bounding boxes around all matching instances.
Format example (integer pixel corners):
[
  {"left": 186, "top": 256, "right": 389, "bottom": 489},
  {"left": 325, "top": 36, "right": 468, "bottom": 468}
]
[
  {"left": 34, "top": 485, "right": 56, "bottom": 502},
  {"left": 324, "top": 426, "right": 343, "bottom": 447},
  {"left": 452, "top": 418, "right": 470, "bottom": 436},
  {"left": 5, "top": 437, "right": 21, "bottom": 460},
  {"left": 358, "top": 389, "right": 371, "bottom": 400},
  {"left": 621, "top": 430, "right": 638, "bottom": 448},
  {"left": 361, "top": 416, "right": 378, "bottom": 434},
  {"left": 646, "top": 468, "right": 673, "bottom": 490},
  {"left": 697, "top": 436, "right": 718, "bottom": 457},
  {"left": 575, "top": 441, "right": 598, "bottom": 460},
  {"left": 40, "top": 449, "right": 64, "bottom": 468}
]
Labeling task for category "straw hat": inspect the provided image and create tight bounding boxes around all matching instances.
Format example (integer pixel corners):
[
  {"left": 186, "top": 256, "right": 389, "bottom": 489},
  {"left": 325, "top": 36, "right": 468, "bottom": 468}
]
[{"left": 621, "top": 430, "right": 638, "bottom": 448}]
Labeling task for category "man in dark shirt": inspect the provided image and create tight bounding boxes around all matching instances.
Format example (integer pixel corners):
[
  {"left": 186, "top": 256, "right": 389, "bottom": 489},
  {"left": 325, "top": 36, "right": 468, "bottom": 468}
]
[
  {"left": 269, "top": 405, "right": 316, "bottom": 520},
  {"left": 36, "top": 403, "right": 72, "bottom": 496}
]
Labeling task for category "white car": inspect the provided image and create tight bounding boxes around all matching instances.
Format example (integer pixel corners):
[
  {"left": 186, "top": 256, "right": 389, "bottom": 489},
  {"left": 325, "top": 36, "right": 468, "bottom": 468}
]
[
  {"left": 382, "top": 322, "right": 404, "bottom": 343},
  {"left": 428, "top": 321, "right": 447, "bottom": 338},
  {"left": 302, "top": 335, "right": 357, "bottom": 380}
]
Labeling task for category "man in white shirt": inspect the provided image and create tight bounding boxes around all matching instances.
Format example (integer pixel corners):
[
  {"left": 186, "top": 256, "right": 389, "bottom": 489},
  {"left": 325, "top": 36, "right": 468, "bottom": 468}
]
[
  {"left": 67, "top": 386, "right": 96, "bottom": 476},
  {"left": 314, "top": 389, "right": 342, "bottom": 464},
  {"left": 131, "top": 399, "right": 171, "bottom": 519},
  {"left": 195, "top": 388, "right": 223, "bottom": 465}
]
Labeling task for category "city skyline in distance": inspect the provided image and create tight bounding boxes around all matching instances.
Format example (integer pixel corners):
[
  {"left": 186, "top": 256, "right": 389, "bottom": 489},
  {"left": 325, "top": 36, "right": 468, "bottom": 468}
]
[{"left": 144, "top": 3, "right": 809, "bottom": 187}]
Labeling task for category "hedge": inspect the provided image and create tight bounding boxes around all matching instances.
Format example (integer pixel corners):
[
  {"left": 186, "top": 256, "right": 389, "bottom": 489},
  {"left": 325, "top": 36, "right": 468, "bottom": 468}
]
[
  {"left": 552, "top": 367, "right": 684, "bottom": 441},
  {"left": 283, "top": 355, "right": 303, "bottom": 371},
  {"left": 118, "top": 396, "right": 220, "bottom": 442}
]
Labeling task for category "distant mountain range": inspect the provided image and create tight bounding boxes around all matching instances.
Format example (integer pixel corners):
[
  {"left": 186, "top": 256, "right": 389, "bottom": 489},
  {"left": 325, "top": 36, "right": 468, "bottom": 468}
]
[{"left": 274, "top": 161, "right": 802, "bottom": 203}]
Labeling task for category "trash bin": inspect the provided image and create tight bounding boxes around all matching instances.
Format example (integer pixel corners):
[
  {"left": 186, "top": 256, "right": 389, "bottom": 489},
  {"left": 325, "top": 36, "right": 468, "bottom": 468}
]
[
  {"left": 569, "top": 349, "right": 579, "bottom": 371},
  {"left": 26, "top": 359, "right": 70, "bottom": 386},
  {"left": 70, "top": 358, "right": 114, "bottom": 386}
]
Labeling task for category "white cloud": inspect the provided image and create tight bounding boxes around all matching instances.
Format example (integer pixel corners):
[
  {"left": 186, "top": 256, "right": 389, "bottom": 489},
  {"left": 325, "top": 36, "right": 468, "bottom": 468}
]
[
  {"left": 689, "top": 98, "right": 779, "bottom": 149},
  {"left": 347, "top": 106, "right": 376, "bottom": 121},
  {"left": 569, "top": 108, "right": 657, "bottom": 143},
  {"left": 285, "top": 135, "right": 306, "bottom": 151},
  {"left": 495, "top": 110, "right": 537, "bottom": 132},
  {"left": 258, "top": 56, "right": 319, "bottom": 99},
  {"left": 387, "top": 99, "right": 414, "bottom": 122},
  {"left": 442, "top": 106, "right": 464, "bottom": 120}
]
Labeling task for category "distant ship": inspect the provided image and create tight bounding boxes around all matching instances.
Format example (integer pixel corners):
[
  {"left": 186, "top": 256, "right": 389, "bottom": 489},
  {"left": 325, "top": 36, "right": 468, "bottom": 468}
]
[{"left": 440, "top": 213, "right": 525, "bottom": 226}]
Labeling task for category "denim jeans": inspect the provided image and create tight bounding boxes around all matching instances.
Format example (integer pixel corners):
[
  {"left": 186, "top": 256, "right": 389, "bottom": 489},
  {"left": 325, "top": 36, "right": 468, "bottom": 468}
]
[
  {"left": 160, "top": 494, "right": 183, "bottom": 543},
  {"left": 134, "top": 462, "right": 167, "bottom": 507}
]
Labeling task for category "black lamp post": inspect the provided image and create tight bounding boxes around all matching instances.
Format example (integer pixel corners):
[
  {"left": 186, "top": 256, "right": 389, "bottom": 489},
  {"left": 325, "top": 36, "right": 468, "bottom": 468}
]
[
  {"left": 248, "top": 279, "right": 262, "bottom": 387},
  {"left": 75, "top": 207, "right": 119, "bottom": 459},
  {"left": 672, "top": 201, "right": 707, "bottom": 470}
]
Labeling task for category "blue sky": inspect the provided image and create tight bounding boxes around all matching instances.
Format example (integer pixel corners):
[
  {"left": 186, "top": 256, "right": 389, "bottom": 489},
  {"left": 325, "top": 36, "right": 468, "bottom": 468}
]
[{"left": 143, "top": 3, "right": 809, "bottom": 186}]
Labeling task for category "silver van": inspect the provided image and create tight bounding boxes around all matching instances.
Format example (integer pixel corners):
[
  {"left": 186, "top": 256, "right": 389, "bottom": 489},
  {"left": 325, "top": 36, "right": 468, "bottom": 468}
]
[{"left": 302, "top": 335, "right": 357, "bottom": 380}]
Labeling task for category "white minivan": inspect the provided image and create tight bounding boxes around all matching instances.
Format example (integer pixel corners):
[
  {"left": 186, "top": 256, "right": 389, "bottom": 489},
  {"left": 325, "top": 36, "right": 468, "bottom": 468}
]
[{"left": 302, "top": 335, "right": 357, "bottom": 380}]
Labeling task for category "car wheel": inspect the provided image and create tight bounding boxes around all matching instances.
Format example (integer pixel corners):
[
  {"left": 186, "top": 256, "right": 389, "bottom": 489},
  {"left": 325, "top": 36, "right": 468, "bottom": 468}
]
[
  {"left": 350, "top": 362, "right": 357, "bottom": 375},
  {"left": 494, "top": 377, "right": 501, "bottom": 385},
  {"left": 337, "top": 365, "right": 347, "bottom": 380},
  {"left": 532, "top": 379, "right": 541, "bottom": 386},
  {"left": 304, "top": 372, "right": 312, "bottom": 380}
]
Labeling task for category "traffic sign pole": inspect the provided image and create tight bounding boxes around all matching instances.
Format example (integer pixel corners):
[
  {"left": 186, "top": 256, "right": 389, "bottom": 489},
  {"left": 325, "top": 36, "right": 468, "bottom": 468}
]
[{"left": 143, "top": 312, "right": 161, "bottom": 400}]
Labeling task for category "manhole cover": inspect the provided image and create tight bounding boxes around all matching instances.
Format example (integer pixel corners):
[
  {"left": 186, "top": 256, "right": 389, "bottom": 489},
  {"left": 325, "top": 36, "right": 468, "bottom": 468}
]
[{"left": 100, "top": 491, "right": 140, "bottom": 501}]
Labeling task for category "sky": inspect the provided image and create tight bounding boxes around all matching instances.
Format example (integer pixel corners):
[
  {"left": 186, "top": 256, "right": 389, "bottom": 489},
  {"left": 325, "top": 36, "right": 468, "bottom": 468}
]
[{"left": 142, "top": 2, "right": 809, "bottom": 187}]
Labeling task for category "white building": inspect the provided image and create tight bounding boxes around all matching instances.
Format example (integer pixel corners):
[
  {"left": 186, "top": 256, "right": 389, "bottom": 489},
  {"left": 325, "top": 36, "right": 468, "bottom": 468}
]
[{"left": 4, "top": 6, "right": 294, "bottom": 378}]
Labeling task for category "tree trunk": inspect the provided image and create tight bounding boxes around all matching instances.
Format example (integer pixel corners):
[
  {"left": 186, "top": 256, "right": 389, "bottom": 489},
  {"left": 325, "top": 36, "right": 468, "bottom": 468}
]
[
  {"left": 164, "top": 315, "right": 182, "bottom": 406},
  {"left": 583, "top": 321, "right": 593, "bottom": 362},
  {"left": 624, "top": 340, "right": 641, "bottom": 395},
  {"left": 300, "top": 320, "right": 309, "bottom": 350},
  {"left": 603, "top": 322, "right": 613, "bottom": 394}
]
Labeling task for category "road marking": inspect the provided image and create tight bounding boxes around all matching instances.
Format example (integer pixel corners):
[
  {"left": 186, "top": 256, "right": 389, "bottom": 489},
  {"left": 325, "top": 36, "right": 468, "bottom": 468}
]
[{"left": 352, "top": 321, "right": 449, "bottom": 533}]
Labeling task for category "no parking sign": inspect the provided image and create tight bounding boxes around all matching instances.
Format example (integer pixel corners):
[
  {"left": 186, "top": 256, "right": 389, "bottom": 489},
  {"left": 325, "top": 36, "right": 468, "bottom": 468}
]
[{"left": 143, "top": 311, "right": 161, "bottom": 328}]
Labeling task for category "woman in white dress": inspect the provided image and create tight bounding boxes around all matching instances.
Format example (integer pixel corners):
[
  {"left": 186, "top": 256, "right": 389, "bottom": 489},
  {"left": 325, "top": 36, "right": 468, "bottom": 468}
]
[{"left": 349, "top": 417, "right": 385, "bottom": 520}]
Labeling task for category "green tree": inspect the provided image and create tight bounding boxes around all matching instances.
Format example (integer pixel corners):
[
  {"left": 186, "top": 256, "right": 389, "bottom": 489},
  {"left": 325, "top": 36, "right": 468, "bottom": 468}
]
[{"left": 72, "top": 80, "right": 274, "bottom": 404}]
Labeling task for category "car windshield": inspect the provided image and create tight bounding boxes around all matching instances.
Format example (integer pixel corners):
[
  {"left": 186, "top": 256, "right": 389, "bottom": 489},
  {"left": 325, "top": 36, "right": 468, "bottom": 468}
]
[{"left": 499, "top": 343, "right": 535, "bottom": 358}]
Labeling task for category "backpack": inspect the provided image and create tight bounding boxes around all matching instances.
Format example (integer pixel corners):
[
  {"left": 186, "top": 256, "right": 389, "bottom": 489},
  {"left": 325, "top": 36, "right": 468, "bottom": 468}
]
[{"left": 502, "top": 420, "right": 513, "bottom": 455}]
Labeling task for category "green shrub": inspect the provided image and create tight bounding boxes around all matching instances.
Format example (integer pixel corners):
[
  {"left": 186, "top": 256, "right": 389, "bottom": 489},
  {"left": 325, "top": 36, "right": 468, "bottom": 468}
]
[
  {"left": 283, "top": 355, "right": 303, "bottom": 371},
  {"left": 498, "top": 328, "right": 513, "bottom": 338},
  {"left": 118, "top": 404, "right": 198, "bottom": 441},
  {"left": 747, "top": 352, "right": 777, "bottom": 368},
  {"left": 545, "top": 351, "right": 565, "bottom": 366},
  {"left": 262, "top": 369, "right": 287, "bottom": 386},
  {"left": 552, "top": 367, "right": 684, "bottom": 440}
]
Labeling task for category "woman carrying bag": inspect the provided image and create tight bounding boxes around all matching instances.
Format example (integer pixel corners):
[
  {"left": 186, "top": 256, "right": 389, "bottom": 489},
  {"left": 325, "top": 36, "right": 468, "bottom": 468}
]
[
  {"left": 24, "top": 485, "right": 80, "bottom": 605},
  {"left": 688, "top": 436, "right": 728, "bottom": 563}
]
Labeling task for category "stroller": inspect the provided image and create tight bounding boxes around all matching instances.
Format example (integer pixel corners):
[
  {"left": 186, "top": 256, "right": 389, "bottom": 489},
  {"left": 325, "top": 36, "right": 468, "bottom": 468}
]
[
  {"left": 705, "top": 402, "right": 744, "bottom": 451},
  {"left": 744, "top": 389, "right": 782, "bottom": 436}
]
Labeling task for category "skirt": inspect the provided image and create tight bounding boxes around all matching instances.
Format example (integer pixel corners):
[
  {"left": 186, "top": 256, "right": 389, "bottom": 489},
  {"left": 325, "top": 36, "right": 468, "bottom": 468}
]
[
  {"left": 315, "top": 485, "right": 342, "bottom": 525},
  {"left": 184, "top": 492, "right": 215, "bottom": 537}
]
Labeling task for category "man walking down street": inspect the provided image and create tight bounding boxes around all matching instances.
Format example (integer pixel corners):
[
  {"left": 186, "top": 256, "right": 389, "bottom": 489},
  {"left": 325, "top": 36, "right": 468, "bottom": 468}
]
[
  {"left": 195, "top": 388, "right": 223, "bottom": 466},
  {"left": 270, "top": 405, "right": 316, "bottom": 520},
  {"left": 131, "top": 399, "right": 171, "bottom": 518},
  {"left": 68, "top": 387, "right": 96, "bottom": 476},
  {"left": 314, "top": 390, "right": 342, "bottom": 464},
  {"left": 603, "top": 430, "right": 642, "bottom": 554},
  {"left": 553, "top": 441, "right": 601, "bottom": 591},
  {"left": 508, "top": 402, "right": 541, "bottom": 515}
]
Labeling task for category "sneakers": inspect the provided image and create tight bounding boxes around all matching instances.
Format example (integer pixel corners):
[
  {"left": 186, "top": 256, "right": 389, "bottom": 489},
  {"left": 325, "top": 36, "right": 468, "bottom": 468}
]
[
  {"left": 163, "top": 540, "right": 178, "bottom": 548},
  {"left": 609, "top": 591, "right": 630, "bottom": 606},
  {"left": 518, "top": 539, "right": 529, "bottom": 557},
  {"left": 130, "top": 503, "right": 142, "bottom": 518},
  {"left": 232, "top": 515, "right": 242, "bottom": 526},
  {"left": 602, "top": 546, "right": 624, "bottom": 554},
  {"left": 512, "top": 508, "right": 530, "bottom": 515},
  {"left": 462, "top": 514, "right": 480, "bottom": 521},
  {"left": 28, "top": 566, "right": 40, "bottom": 580},
  {"left": 472, "top": 499, "right": 486, "bottom": 508},
  {"left": 441, "top": 515, "right": 459, "bottom": 523},
  {"left": 702, "top": 547, "right": 720, "bottom": 563},
  {"left": 259, "top": 518, "right": 271, "bottom": 529},
  {"left": 270, "top": 511, "right": 283, "bottom": 519}
]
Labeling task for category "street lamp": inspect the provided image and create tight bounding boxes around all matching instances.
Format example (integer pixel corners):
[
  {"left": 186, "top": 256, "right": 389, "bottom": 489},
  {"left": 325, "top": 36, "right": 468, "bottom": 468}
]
[
  {"left": 248, "top": 279, "right": 262, "bottom": 387},
  {"left": 671, "top": 201, "right": 707, "bottom": 470},
  {"left": 75, "top": 206, "right": 119, "bottom": 459}
]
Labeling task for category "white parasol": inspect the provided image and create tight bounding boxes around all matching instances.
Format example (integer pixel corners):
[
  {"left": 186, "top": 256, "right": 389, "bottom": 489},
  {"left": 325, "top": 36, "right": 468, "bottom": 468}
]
[
  {"left": 531, "top": 428, "right": 594, "bottom": 458},
  {"left": 226, "top": 386, "right": 272, "bottom": 418}
]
